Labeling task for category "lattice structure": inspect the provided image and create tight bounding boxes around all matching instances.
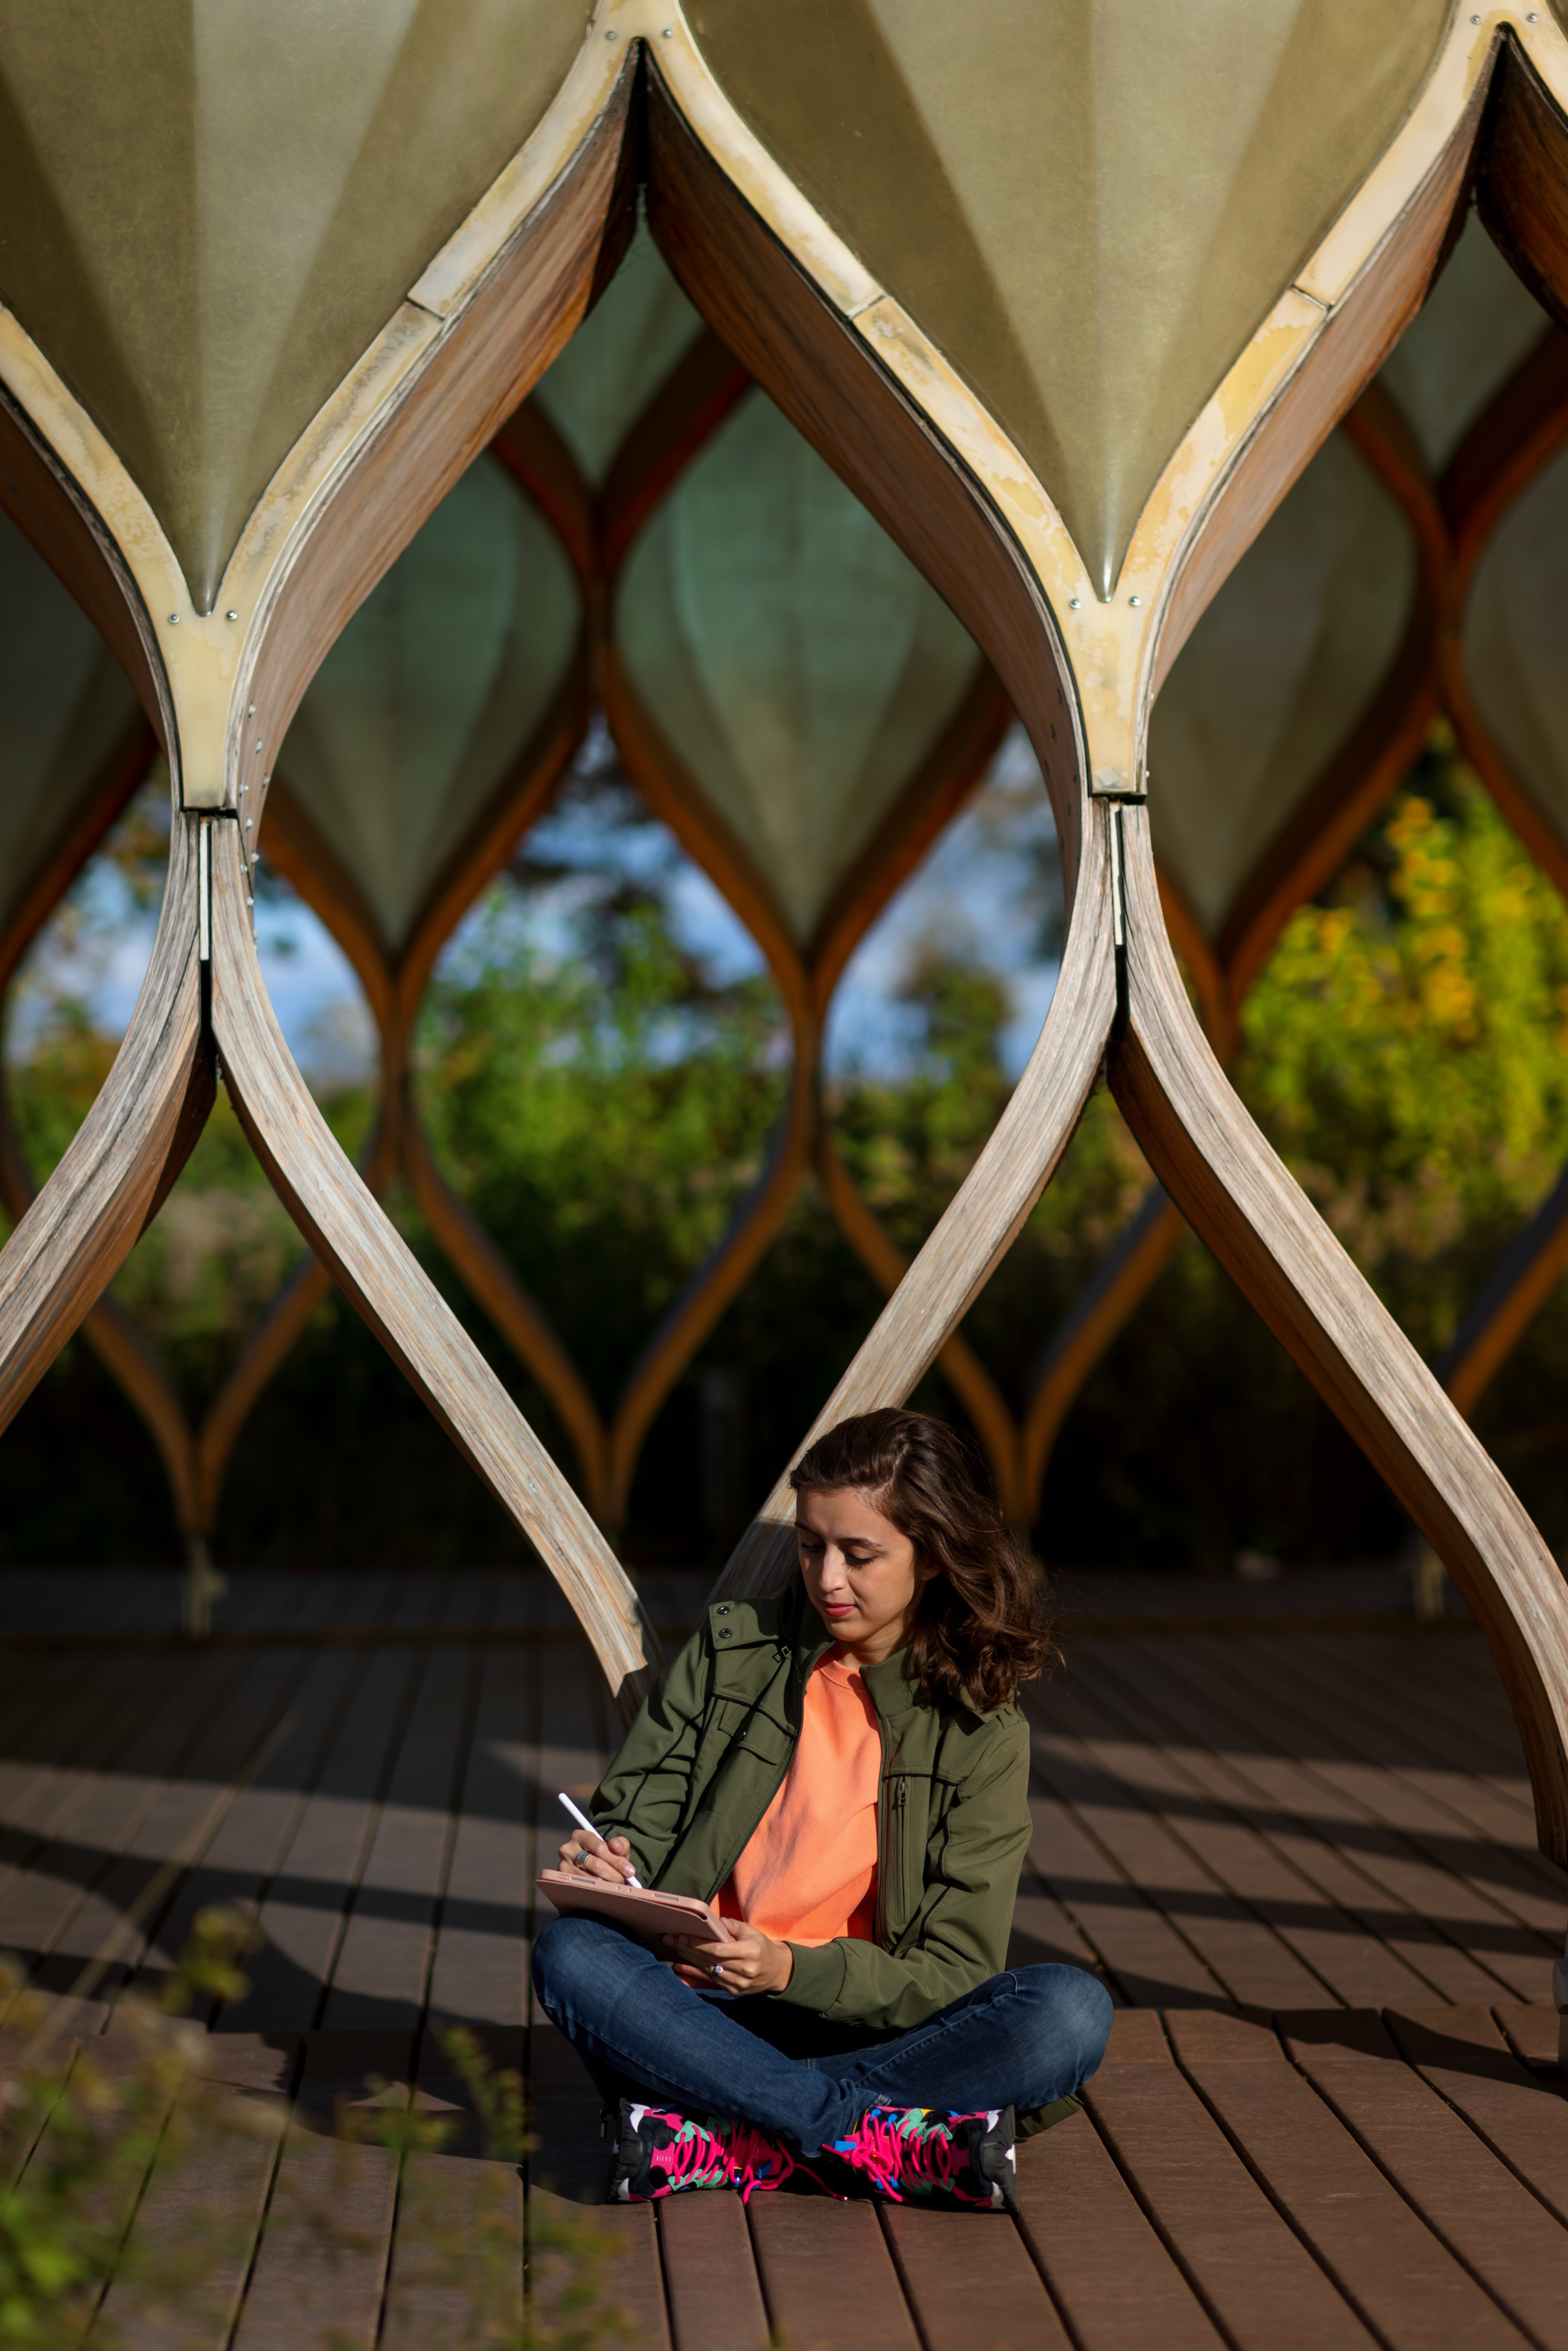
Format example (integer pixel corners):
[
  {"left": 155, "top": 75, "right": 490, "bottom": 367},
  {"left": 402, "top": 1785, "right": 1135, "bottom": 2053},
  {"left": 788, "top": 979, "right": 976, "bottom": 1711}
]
[{"left": 1, "top": 14, "right": 1567, "bottom": 1990}]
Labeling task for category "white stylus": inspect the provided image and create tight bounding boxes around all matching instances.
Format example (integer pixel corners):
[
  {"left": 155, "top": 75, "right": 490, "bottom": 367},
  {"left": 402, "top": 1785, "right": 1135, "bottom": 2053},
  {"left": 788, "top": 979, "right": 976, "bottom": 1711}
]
[{"left": 559, "top": 1790, "right": 643, "bottom": 1887}]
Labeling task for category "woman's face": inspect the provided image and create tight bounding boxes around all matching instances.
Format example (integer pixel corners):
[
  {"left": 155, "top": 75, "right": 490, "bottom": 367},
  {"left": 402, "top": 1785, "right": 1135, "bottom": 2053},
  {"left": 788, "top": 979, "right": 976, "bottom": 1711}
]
[{"left": 794, "top": 1485, "right": 936, "bottom": 1666}]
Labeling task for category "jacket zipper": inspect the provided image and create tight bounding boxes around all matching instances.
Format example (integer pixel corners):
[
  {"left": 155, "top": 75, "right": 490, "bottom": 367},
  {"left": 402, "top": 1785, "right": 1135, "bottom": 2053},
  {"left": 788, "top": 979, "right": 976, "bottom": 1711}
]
[{"left": 874, "top": 1728, "right": 906, "bottom": 1948}]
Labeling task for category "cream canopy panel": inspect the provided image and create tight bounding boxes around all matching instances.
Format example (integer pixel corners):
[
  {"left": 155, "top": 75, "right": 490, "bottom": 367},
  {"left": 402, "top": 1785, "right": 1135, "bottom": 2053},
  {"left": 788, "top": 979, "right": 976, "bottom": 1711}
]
[
  {"left": 0, "top": 508, "right": 142, "bottom": 948},
  {"left": 1465, "top": 439, "right": 1568, "bottom": 855},
  {"left": 273, "top": 453, "right": 579, "bottom": 954},
  {"left": 0, "top": 0, "right": 589, "bottom": 609},
  {"left": 1379, "top": 210, "right": 1550, "bottom": 468},
  {"left": 533, "top": 222, "right": 705, "bottom": 484},
  {"left": 615, "top": 386, "right": 983, "bottom": 944},
  {"left": 1148, "top": 431, "right": 1416, "bottom": 941},
  {"left": 685, "top": 0, "right": 1451, "bottom": 593}
]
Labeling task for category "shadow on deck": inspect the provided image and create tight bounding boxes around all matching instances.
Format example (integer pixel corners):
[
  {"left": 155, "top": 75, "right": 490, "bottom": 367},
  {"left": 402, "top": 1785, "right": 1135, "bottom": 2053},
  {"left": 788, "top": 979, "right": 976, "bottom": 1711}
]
[{"left": 0, "top": 1568, "right": 1561, "bottom": 2347}]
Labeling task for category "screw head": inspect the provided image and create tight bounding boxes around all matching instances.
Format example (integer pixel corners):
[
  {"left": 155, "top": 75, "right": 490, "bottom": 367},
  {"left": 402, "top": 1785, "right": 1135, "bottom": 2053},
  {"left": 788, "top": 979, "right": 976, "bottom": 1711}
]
[
  {"left": 225, "top": 608, "right": 238, "bottom": 621},
  {"left": 1128, "top": 594, "right": 1141, "bottom": 608},
  {"left": 247, "top": 704, "right": 255, "bottom": 716},
  {"left": 245, "top": 819, "right": 253, "bottom": 830},
  {"left": 255, "top": 740, "right": 262, "bottom": 753},
  {"left": 1471, "top": 11, "right": 1480, "bottom": 20},
  {"left": 1068, "top": 596, "right": 1081, "bottom": 610},
  {"left": 604, "top": 25, "right": 617, "bottom": 36},
  {"left": 167, "top": 612, "right": 180, "bottom": 624}
]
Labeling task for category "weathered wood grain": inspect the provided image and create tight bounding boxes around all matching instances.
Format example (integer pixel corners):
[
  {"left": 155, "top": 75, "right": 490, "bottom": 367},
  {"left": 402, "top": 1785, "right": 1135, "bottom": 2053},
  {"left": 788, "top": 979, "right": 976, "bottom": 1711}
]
[
  {"left": 0, "top": 814, "right": 211, "bottom": 1434},
  {"left": 1111, "top": 806, "right": 1568, "bottom": 1866},
  {"left": 1282, "top": 2009, "right": 1568, "bottom": 2346},
  {"left": 208, "top": 823, "right": 659, "bottom": 1711},
  {"left": 1086, "top": 2012, "right": 1379, "bottom": 2350},
  {"left": 1168, "top": 2009, "right": 1525, "bottom": 2350},
  {"left": 713, "top": 801, "right": 1117, "bottom": 1601}
]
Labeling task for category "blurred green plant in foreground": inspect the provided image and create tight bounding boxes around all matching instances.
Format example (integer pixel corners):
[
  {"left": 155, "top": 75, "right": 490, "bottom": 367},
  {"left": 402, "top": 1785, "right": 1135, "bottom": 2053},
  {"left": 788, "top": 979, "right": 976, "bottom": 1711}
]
[{"left": 0, "top": 1913, "right": 620, "bottom": 2349}]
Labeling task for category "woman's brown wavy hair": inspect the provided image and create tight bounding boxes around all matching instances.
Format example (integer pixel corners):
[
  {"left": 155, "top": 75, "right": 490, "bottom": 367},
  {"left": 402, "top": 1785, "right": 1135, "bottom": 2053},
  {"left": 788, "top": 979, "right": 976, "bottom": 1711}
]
[{"left": 789, "top": 1408, "right": 1054, "bottom": 1711}]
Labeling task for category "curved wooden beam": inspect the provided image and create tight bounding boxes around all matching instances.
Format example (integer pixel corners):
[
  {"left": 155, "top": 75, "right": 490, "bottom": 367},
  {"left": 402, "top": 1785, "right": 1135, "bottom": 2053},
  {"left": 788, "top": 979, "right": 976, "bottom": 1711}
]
[
  {"left": 713, "top": 803, "right": 1117, "bottom": 1601},
  {"left": 1437, "top": 1164, "right": 1568, "bottom": 1419},
  {"left": 1476, "top": 36, "right": 1568, "bottom": 335},
  {"left": 206, "top": 818, "right": 657, "bottom": 1711},
  {"left": 401, "top": 1109, "right": 612, "bottom": 1521},
  {"left": 0, "top": 1064, "right": 201, "bottom": 1537},
  {"left": 491, "top": 401, "right": 598, "bottom": 592},
  {"left": 192, "top": 608, "right": 593, "bottom": 1541},
  {"left": 599, "top": 327, "right": 753, "bottom": 580},
  {"left": 1110, "top": 800, "right": 1568, "bottom": 1863},
  {"left": 1024, "top": 381, "right": 1448, "bottom": 1522},
  {"left": 815, "top": 1125, "right": 1026, "bottom": 1521},
  {"left": 606, "top": 1052, "right": 816, "bottom": 1531},
  {"left": 808, "top": 668, "right": 1013, "bottom": 1016},
  {"left": 1021, "top": 1187, "right": 1186, "bottom": 1521},
  {"left": 0, "top": 810, "right": 212, "bottom": 1434},
  {"left": 0, "top": 713, "right": 157, "bottom": 996}
]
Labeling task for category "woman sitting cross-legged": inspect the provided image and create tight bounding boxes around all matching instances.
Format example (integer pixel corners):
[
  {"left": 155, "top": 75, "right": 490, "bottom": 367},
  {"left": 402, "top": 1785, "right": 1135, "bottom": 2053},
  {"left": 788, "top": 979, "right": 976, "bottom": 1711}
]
[{"left": 532, "top": 1407, "right": 1113, "bottom": 2211}]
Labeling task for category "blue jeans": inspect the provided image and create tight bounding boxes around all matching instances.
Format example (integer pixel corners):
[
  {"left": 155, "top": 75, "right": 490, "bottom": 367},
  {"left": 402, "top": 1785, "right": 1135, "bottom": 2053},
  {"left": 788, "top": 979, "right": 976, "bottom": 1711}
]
[{"left": 532, "top": 1915, "right": 1113, "bottom": 2154}]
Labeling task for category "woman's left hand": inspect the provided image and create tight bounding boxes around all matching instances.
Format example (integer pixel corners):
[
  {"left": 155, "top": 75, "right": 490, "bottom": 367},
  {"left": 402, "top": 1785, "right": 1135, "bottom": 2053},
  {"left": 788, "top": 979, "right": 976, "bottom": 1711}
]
[{"left": 666, "top": 1919, "right": 794, "bottom": 1995}]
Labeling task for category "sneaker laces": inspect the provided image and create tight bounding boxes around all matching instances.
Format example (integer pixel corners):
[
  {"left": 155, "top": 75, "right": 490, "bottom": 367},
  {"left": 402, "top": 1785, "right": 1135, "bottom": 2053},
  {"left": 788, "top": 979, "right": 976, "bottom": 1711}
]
[
  {"left": 832, "top": 2107, "right": 1001, "bottom": 2205},
  {"left": 633, "top": 2107, "right": 821, "bottom": 2201}
]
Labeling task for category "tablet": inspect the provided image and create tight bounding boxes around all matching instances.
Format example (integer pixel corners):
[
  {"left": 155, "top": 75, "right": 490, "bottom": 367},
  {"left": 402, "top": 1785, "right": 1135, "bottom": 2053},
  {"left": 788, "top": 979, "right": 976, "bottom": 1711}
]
[{"left": 536, "top": 1869, "right": 734, "bottom": 1946}]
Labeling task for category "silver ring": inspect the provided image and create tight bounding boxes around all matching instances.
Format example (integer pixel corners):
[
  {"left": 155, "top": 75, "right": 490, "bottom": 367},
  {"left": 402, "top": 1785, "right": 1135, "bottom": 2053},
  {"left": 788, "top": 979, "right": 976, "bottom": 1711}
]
[
  {"left": 573, "top": 1848, "right": 591, "bottom": 1865},
  {"left": 712, "top": 1962, "right": 723, "bottom": 1979}
]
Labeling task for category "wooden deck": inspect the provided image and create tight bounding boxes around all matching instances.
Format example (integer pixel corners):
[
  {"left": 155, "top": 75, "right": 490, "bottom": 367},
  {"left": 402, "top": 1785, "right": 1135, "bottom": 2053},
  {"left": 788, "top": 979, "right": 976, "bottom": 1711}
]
[{"left": 1, "top": 1570, "right": 1566, "bottom": 2348}]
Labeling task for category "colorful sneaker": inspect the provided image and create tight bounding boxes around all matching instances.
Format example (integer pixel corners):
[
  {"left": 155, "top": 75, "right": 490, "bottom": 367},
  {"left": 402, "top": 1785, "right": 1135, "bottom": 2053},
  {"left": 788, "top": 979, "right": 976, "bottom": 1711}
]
[
  {"left": 824, "top": 2105, "right": 1019, "bottom": 2212},
  {"left": 608, "top": 2099, "right": 819, "bottom": 2203}
]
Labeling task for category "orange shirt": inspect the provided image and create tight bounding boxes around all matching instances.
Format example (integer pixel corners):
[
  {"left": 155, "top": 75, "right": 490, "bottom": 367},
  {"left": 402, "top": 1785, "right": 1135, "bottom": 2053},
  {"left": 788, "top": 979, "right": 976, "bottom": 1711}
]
[{"left": 715, "top": 1654, "right": 881, "bottom": 1945}]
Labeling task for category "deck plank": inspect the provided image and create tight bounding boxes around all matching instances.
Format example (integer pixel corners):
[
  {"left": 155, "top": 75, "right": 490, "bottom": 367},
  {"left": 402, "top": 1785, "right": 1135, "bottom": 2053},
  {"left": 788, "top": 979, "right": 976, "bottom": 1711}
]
[
  {"left": 1065, "top": 1646, "right": 1442, "bottom": 2009},
  {"left": 231, "top": 2030, "right": 408, "bottom": 2350},
  {"left": 1166, "top": 2009, "right": 1527, "bottom": 2348},
  {"left": 659, "top": 2194, "right": 770, "bottom": 2350},
  {"left": 235, "top": 1649, "right": 426, "bottom": 2033},
  {"left": 1120, "top": 1637, "right": 1543, "bottom": 2003},
  {"left": 1023, "top": 1787, "right": 1230, "bottom": 2007},
  {"left": 1215, "top": 1637, "right": 1564, "bottom": 1945},
  {"left": 1015, "top": 2105, "right": 1224, "bottom": 2350},
  {"left": 879, "top": 2199, "right": 1076, "bottom": 2349},
  {"left": 749, "top": 2195, "right": 921, "bottom": 2351},
  {"left": 319, "top": 1645, "right": 479, "bottom": 2031},
  {"left": 426, "top": 1641, "right": 533, "bottom": 2028},
  {"left": 1384, "top": 2006, "right": 1568, "bottom": 2226},
  {"left": 525, "top": 1638, "right": 674, "bottom": 2344},
  {"left": 1083, "top": 2012, "right": 1377, "bottom": 2349},
  {"left": 1282, "top": 2010, "right": 1568, "bottom": 2348},
  {"left": 1037, "top": 1678, "right": 1338, "bottom": 2008}
]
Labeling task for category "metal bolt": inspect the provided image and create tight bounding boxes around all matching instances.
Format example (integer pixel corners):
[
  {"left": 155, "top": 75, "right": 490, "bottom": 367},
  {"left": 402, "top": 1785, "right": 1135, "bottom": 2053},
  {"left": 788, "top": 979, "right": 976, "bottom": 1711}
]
[
  {"left": 247, "top": 704, "right": 255, "bottom": 716},
  {"left": 1129, "top": 594, "right": 1141, "bottom": 608},
  {"left": 167, "top": 612, "right": 180, "bottom": 625},
  {"left": 225, "top": 609, "right": 238, "bottom": 621},
  {"left": 255, "top": 740, "right": 262, "bottom": 753},
  {"left": 245, "top": 819, "right": 253, "bottom": 830},
  {"left": 1068, "top": 596, "right": 1080, "bottom": 610},
  {"left": 605, "top": 25, "right": 617, "bottom": 37}
]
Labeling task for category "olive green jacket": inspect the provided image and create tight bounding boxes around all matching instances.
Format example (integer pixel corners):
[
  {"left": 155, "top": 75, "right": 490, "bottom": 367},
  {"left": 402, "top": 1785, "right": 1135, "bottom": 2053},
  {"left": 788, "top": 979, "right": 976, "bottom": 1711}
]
[{"left": 589, "top": 1579, "right": 1032, "bottom": 2035}]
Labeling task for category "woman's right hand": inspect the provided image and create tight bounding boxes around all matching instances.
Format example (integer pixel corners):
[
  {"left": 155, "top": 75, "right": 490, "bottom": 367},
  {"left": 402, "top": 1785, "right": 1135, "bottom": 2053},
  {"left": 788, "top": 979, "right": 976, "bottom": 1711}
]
[{"left": 557, "top": 1826, "right": 636, "bottom": 1884}]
